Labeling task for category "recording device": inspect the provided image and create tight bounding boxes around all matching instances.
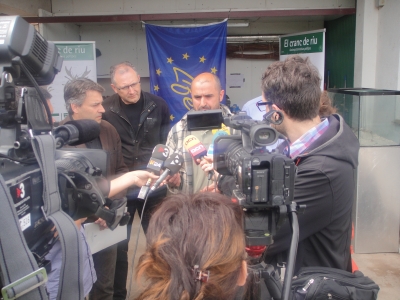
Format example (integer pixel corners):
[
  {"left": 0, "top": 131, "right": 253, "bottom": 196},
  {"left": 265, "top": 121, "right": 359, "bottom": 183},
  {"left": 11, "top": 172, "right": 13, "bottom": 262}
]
[
  {"left": 137, "top": 144, "right": 170, "bottom": 199},
  {"left": 214, "top": 114, "right": 294, "bottom": 207},
  {"left": 150, "top": 153, "right": 184, "bottom": 192},
  {"left": 54, "top": 119, "right": 101, "bottom": 148},
  {"left": 0, "top": 15, "right": 128, "bottom": 279},
  {"left": 187, "top": 110, "right": 295, "bottom": 244},
  {"left": 0, "top": 15, "right": 63, "bottom": 87},
  {"left": 186, "top": 109, "right": 223, "bottom": 131},
  {"left": 187, "top": 109, "right": 298, "bottom": 300}
]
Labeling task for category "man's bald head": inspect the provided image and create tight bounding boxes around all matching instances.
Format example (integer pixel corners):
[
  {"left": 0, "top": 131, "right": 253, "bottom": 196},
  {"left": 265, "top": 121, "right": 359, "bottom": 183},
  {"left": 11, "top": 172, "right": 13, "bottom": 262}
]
[{"left": 190, "top": 72, "right": 224, "bottom": 111}]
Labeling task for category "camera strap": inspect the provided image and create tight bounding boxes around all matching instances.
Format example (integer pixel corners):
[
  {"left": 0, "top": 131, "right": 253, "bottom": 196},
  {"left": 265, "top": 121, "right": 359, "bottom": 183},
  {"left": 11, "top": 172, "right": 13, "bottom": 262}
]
[
  {"left": 0, "top": 175, "right": 48, "bottom": 300},
  {"left": 31, "top": 134, "right": 85, "bottom": 300}
]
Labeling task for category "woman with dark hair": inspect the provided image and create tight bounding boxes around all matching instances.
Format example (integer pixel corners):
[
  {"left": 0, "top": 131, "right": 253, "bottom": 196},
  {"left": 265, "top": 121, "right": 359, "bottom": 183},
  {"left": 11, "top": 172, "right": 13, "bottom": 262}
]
[{"left": 135, "top": 192, "right": 248, "bottom": 300}]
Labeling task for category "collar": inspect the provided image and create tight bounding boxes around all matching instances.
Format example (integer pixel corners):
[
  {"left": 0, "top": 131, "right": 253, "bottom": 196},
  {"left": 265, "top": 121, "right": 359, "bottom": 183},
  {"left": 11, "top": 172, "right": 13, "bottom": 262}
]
[{"left": 289, "top": 118, "right": 329, "bottom": 158}]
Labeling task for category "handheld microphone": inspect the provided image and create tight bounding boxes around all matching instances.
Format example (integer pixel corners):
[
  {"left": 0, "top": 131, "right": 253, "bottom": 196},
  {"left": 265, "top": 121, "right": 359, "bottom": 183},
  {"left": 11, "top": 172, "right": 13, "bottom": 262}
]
[
  {"left": 146, "top": 144, "right": 170, "bottom": 175},
  {"left": 138, "top": 144, "right": 170, "bottom": 199},
  {"left": 183, "top": 135, "right": 214, "bottom": 180},
  {"left": 54, "top": 119, "right": 100, "bottom": 148},
  {"left": 150, "top": 153, "right": 183, "bottom": 192}
]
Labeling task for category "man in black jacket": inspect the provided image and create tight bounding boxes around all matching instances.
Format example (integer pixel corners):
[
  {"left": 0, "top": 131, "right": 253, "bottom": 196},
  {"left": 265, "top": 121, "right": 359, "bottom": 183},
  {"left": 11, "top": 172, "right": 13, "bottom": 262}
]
[
  {"left": 261, "top": 55, "right": 359, "bottom": 274},
  {"left": 102, "top": 61, "right": 170, "bottom": 300},
  {"left": 217, "top": 55, "right": 359, "bottom": 275}
]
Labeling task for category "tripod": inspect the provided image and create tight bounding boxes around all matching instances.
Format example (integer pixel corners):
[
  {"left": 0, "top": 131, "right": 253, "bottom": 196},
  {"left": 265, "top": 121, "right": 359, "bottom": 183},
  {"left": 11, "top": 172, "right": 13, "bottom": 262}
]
[{"left": 246, "top": 202, "right": 304, "bottom": 300}]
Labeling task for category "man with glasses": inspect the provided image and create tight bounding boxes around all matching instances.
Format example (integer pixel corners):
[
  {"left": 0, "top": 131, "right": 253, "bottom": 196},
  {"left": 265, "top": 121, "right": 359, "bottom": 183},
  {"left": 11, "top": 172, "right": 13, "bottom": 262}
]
[
  {"left": 259, "top": 56, "right": 359, "bottom": 275},
  {"left": 217, "top": 56, "right": 359, "bottom": 276},
  {"left": 102, "top": 61, "right": 170, "bottom": 300},
  {"left": 241, "top": 95, "right": 264, "bottom": 120}
]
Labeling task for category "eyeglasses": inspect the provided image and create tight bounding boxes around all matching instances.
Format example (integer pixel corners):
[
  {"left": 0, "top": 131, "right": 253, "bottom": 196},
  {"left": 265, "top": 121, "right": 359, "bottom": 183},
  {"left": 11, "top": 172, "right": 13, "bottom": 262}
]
[
  {"left": 256, "top": 100, "right": 273, "bottom": 112},
  {"left": 116, "top": 81, "right": 140, "bottom": 92}
]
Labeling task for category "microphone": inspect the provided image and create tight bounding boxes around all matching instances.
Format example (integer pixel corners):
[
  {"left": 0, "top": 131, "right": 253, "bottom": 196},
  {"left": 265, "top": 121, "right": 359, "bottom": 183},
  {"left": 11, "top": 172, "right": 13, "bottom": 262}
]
[
  {"left": 150, "top": 153, "right": 183, "bottom": 192},
  {"left": 138, "top": 144, "right": 170, "bottom": 199},
  {"left": 207, "top": 130, "right": 229, "bottom": 156},
  {"left": 146, "top": 144, "right": 170, "bottom": 175},
  {"left": 183, "top": 135, "right": 214, "bottom": 180},
  {"left": 54, "top": 119, "right": 100, "bottom": 148}
]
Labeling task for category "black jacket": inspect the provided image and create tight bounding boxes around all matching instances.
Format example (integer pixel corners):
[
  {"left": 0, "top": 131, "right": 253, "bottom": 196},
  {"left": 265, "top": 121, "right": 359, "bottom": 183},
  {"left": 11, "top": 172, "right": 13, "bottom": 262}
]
[
  {"left": 102, "top": 91, "right": 170, "bottom": 171},
  {"left": 219, "top": 114, "right": 360, "bottom": 274}
]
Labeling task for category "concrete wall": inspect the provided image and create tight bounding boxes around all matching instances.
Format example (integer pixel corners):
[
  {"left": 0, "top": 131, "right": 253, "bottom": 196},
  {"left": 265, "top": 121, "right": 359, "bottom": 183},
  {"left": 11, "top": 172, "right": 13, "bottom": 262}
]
[
  {"left": 354, "top": 0, "right": 400, "bottom": 90},
  {"left": 50, "top": 0, "right": 355, "bottom": 15},
  {"left": 3, "top": 0, "right": 354, "bottom": 107},
  {"left": 0, "top": 0, "right": 51, "bottom": 16},
  {"left": 354, "top": 0, "right": 400, "bottom": 138}
]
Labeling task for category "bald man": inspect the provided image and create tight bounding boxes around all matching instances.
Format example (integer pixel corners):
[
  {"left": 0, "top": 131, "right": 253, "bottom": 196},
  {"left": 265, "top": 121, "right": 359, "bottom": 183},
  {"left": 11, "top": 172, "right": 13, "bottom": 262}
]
[{"left": 166, "top": 72, "right": 232, "bottom": 194}]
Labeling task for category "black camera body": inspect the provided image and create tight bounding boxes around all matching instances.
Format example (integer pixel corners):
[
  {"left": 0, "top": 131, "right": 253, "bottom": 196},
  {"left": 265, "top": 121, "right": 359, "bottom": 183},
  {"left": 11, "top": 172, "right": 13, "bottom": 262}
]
[
  {"left": 0, "top": 16, "right": 128, "bottom": 274},
  {"left": 187, "top": 110, "right": 296, "bottom": 246},
  {"left": 214, "top": 134, "right": 295, "bottom": 208}
]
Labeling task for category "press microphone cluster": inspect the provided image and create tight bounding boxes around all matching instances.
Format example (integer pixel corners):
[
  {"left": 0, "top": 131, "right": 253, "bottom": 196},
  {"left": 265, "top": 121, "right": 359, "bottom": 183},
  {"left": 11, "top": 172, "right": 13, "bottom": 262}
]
[
  {"left": 54, "top": 119, "right": 101, "bottom": 148},
  {"left": 150, "top": 153, "right": 184, "bottom": 192},
  {"left": 183, "top": 135, "right": 215, "bottom": 180},
  {"left": 138, "top": 144, "right": 170, "bottom": 199}
]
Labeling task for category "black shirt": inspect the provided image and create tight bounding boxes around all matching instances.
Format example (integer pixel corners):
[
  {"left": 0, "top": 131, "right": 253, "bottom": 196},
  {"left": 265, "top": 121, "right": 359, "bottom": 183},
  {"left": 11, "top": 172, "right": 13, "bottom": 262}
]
[{"left": 120, "top": 96, "right": 144, "bottom": 136}]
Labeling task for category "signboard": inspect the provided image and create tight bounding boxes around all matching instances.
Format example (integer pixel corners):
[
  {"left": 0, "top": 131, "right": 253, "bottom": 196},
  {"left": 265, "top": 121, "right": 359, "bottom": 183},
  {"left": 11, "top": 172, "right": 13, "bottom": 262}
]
[
  {"left": 47, "top": 42, "right": 97, "bottom": 123},
  {"left": 280, "top": 29, "right": 325, "bottom": 90}
]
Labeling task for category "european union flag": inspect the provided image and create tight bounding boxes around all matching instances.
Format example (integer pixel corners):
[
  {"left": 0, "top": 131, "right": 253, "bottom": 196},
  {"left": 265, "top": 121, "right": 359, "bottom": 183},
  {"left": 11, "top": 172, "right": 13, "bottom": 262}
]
[{"left": 145, "top": 20, "right": 227, "bottom": 126}]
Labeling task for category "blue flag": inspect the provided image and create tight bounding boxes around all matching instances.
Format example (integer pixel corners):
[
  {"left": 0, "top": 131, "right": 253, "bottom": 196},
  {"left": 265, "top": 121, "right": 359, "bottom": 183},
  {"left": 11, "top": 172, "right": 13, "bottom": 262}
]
[{"left": 145, "top": 21, "right": 227, "bottom": 126}]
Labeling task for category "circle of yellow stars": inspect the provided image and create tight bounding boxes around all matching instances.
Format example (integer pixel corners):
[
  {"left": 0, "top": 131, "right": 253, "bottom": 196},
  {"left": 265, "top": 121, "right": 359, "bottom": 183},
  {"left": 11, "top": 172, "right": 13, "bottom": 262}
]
[{"left": 156, "top": 54, "right": 218, "bottom": 121}]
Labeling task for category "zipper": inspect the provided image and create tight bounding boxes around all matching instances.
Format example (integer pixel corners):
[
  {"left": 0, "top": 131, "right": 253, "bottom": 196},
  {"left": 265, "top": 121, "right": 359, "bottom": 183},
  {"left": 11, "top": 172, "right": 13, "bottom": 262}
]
[
  {"left": 110, "top": 108, "right": 136, "bottom": 144},
  {"left": 302, "top": 278, "right": 314, "bottom": 292}
]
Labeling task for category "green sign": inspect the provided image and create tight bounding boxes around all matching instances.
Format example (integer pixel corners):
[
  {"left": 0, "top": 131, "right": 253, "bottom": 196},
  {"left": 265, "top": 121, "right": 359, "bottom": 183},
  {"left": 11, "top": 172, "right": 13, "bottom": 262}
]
[
  {"left": 280, "top": 32, "right": 324, "bottom": 55},
  {"left": 55, "top": 43, "right": 94, "bottom": 61}
]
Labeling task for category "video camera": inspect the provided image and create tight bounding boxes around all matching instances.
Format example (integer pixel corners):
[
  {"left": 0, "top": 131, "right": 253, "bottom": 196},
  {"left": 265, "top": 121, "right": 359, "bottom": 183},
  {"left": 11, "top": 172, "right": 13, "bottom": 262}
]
[
  {"left": 0, "top": 15, "right": 128, "bottom": 276},
  {"left": 188, "top": 109, "right": 298, "bottom": 300},
  {"left": 188, "top": 109, "right": 295, "bottom": 247}
]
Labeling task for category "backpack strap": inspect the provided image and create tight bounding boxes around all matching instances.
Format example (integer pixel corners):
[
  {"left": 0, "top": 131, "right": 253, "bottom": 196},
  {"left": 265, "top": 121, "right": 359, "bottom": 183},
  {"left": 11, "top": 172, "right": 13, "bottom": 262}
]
[
  {"left": 0, "top": 175, "right": 48, "bottom": 300},
  {"left": 31, "top": 134, "right": 85, "bottom": 300}
]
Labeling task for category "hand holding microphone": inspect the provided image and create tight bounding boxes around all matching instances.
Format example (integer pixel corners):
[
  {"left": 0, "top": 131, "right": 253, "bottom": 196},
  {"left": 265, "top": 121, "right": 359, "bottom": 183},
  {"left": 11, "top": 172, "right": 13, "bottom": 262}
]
[
  {"left": 199, "top": 155, "right": 216, "bottom": 173},
  {"left": 183, "top": 135, "right": 215, "bottom": 180},
  {"left": 150, "top": 153, "right": 184, "bottom": 192},
  {"left": 138, "top": 144, "right": 170, "bottom": 199}
]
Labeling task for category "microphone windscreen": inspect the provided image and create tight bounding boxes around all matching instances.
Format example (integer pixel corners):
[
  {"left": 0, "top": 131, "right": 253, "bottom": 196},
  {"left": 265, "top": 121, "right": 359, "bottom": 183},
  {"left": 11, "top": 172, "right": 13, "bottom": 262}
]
[
  {"left": 147, "top": 145, "right": 170, "bottom": 174},
  {"left": 183, "top": 135, "right": 207, "bottom": 164},
  {"left": 207, "top": 130, "right": 228, "bottom": 156},
  {"left": 151, "top": 144, "right": 170, "bottom": 161},
  {"left": 65, "top": 119, "right": 100, "bottom": 146},
  {"left": 164, "top": 153, "right": 184, "bottom": 175}
]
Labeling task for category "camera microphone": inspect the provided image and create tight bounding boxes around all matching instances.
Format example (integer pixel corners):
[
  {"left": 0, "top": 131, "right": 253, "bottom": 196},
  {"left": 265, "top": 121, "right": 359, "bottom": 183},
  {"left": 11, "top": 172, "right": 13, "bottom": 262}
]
[
  {"left": 207, "top": 130, "right": 229, "bottom": 156},
  {"left": 150, "top": 153, "right": 183, "bottom": 192},
  {"left": 138, "top": 144, "right": 170, "bottom": 199},
  {"left": 54, "top": 119, "right": 100, "bottom": 148},
  {"left": 183, "top": 135, "right": 214, "bottom": 179}
]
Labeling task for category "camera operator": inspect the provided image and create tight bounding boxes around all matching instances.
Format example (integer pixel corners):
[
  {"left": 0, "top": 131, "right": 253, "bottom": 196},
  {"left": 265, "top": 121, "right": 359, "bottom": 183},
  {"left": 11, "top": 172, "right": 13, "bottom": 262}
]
[
  {"left": 50, "top": 78, "right": 157, "bottom": 300},
  {"left": 216, "top": 55, "right": 359, "bottom": 275}
]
